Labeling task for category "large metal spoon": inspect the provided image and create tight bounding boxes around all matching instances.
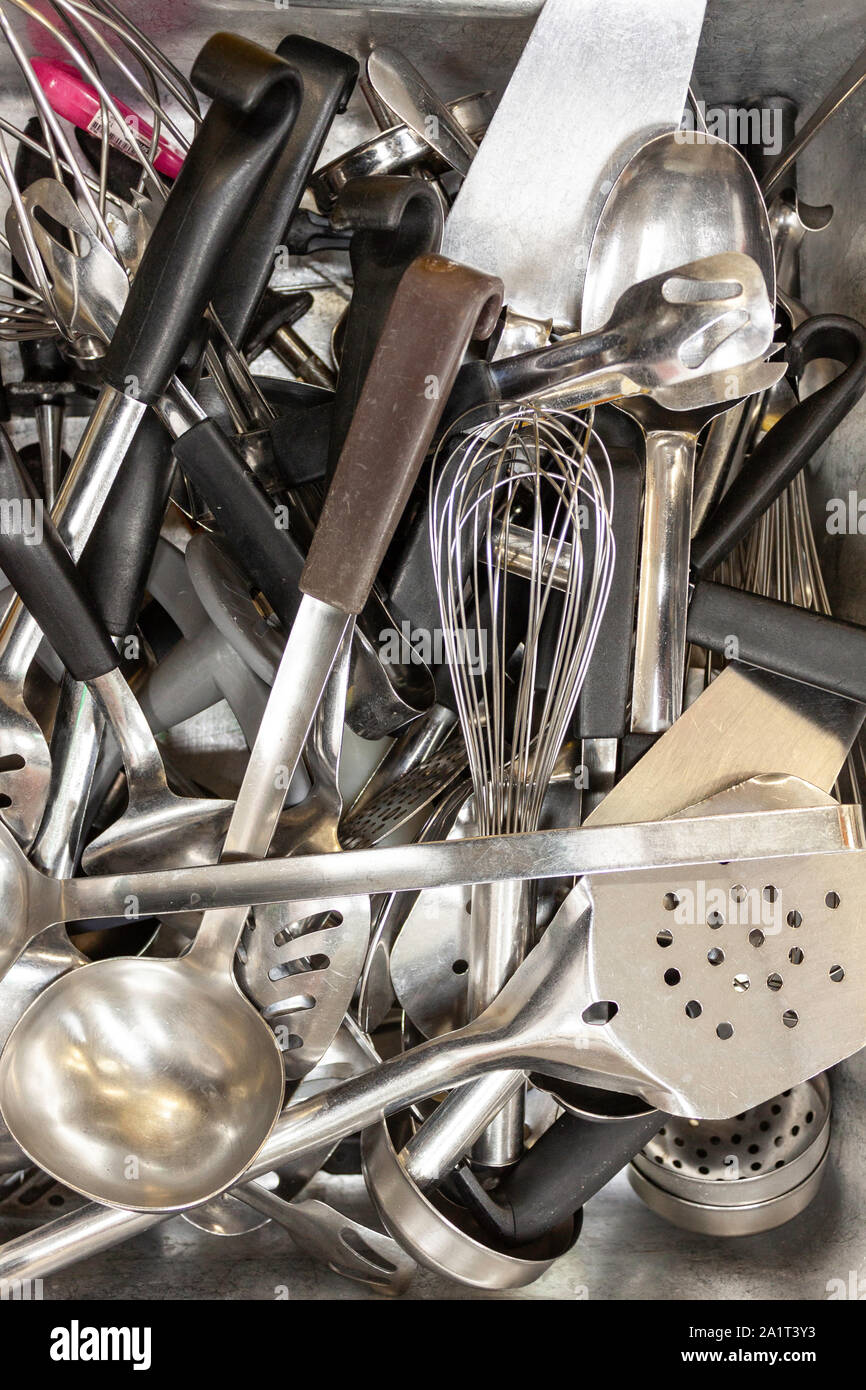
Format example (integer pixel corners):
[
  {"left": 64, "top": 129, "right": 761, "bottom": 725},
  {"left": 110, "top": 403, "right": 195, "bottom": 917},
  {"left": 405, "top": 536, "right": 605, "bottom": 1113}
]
[{"left": 581, "top": 131, "right": 775, "bottom": 732}]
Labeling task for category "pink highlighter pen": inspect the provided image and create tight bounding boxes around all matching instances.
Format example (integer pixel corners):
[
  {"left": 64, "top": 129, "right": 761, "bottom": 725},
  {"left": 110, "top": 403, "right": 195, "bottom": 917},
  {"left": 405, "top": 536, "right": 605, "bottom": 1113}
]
[{"left": 30, "top": 58, "right": 185, "bottom": 179}]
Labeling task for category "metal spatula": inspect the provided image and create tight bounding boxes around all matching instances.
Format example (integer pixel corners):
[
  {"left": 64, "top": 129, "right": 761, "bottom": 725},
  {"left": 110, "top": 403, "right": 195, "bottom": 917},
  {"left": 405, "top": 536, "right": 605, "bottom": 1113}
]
[{"left": 440, "top": 0, "right": 706, "bottom": 338}]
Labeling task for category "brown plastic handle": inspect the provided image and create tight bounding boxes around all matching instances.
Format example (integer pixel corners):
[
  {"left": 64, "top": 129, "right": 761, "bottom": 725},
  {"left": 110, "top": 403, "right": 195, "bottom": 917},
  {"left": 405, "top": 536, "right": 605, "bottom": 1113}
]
[{"left": 300, "top": 253, "right": 502, "bottom": 614}]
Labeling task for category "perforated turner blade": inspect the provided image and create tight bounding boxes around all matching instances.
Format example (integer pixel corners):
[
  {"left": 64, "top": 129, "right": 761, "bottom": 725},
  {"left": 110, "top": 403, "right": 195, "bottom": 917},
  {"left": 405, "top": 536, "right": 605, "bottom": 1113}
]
[
  {"left": 580, "top": 784, "right": 866, "bottom": 1118},
  {"left": 340, "top": 740, "right": 468, "bottom": 847}
]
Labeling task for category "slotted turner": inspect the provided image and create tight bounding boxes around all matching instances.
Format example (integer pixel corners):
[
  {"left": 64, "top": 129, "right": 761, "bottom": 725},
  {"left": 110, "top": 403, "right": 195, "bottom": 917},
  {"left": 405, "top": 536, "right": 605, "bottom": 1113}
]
[{"left": 237, "top": 897, "right": 370, "bottom": 1081}]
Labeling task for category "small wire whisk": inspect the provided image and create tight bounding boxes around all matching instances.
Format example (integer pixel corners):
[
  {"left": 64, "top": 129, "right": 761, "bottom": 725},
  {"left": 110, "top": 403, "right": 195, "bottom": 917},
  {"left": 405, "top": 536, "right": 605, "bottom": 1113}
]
[
  {"left": 429, "top": 405, "right": 615, "bottom": 1164},
  {"left": 430, "top": 406, "right": 616, "bottom": 836}
]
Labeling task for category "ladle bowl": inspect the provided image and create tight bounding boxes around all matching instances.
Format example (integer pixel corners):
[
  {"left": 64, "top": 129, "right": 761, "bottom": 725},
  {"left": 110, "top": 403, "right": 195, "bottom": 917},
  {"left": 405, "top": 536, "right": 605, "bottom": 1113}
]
[{"left": 0, "top": 950, "right": 285, "bottom": 1211}]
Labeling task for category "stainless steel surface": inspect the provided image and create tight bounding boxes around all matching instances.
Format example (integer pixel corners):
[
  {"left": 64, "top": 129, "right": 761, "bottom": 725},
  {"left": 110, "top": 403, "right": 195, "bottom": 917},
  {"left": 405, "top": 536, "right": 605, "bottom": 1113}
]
[
  {"left": 399, "top": 1071, "right": 525, "bottom": 1189},
  {"left": 236, "top": 891, "right": 370, "bottom": 1069},
  {"left": 341, "top": 702, "right": 458, "bottom": 847},
  {"left": 83, "top": 666, "right": 235, "bottom": 872},
  {"left": 440, "top": 0, "right": 706, "bottom": 331},
  {"left": 48, "top": 799, "right": 866, "bottom": 923},
  {"left": 387, "top": 662, "right": 866, "bottom": 1121},
  {"left": 354, "top": 780, "right": 468, "bottom": 1034},
  {"left": 591, "top": 667, "right": 866, "bottom": 825},
  {"left": 270, "top": 636, "right": 350, "bottom": 856},
  {"left": 235, "top": 1183, "right": 415, "bottom": 1295},
  {"left": 310, "top": 90, "right": 492, "bottom": 211},
  {"left": 8, "top": 177, "right": 130, "bottom": 351},
  {"left": 0, "top": 0, "right": 864, "bottom": 1307},
  {"left": 366, "top": 45, "right": 477, "bottom": 175},
  {"left": 108, "top": 788, "right": 865, "bottom": 1168},
  {"left": 30, "top": 677, "right": 103, "bottom": 880},
  {"left": 0, "top": 1023, "right": 399, "bottom": 1283},
  {"left": 429, "top": 404, "right": 614, "bottom": 1164},
  {"left": 467, "top": 879, "right": 531, "bottom": 1163},
  {"left": 0, "top": 383, "right": 147, "bottom": 845},
  {"left": 363, "top": 1114, "right": 577, "bottom": 1290},
  {"left": 631, "top": 431, "right": 695, "bottom": 730},
  {"left": 761, "top": 40, "right": 866, "bottom": 198},
  {"left": 497, "top": 253, "right": 775, "bottom": 410}
]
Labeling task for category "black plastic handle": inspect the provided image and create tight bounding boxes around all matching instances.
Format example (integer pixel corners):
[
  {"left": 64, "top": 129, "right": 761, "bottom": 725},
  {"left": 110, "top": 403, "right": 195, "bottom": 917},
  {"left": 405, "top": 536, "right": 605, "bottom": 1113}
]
[
  {"left": 328, "top": 176, "right": 443, "bottom": 475},
  {"left": 285, "top": 208, "right": 352, "bottom": 256},
  {"left": 78, "top": 412, "right": 176, "bottom": 638},
  {"left": 0, "top": 430, "right": 117, "bottom": 681},
  {"left": 497, "top": 1108, "right": 664, "bottom": 1245},
  {"left": 692, "top": 314, "right": 866, "bottom": 576},
  {"left": 449, "top": 1105, "right": 663, "bottom": 1247},
  {"left": 576, "top": 446, "right": 643, "bottom": 740},
  {"left": 101, "top": 33, "right": 302, "bottom": 401},
  {"left": 687, "top": 579, "right": 866, "bottom": 705},
  {"left": 213, "top": 35, "right": 358, "bottom": 348},
  {"left": 245, "top": 289, "right": 314, "bottom": 359},
  {"left": 172, "top": 418, "right": 306, "bottom": 631},
  {"left": 264, "top": 385, "right": 334, "bottom": 489}
]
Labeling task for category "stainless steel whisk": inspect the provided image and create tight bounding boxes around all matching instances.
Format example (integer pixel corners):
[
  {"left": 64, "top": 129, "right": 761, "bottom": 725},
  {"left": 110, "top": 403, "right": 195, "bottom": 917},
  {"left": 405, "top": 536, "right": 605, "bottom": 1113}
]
[
  {"left": 429, "top": 405, "right": 615, "bottom": 1163},
  {"left": 0, "top": 0, "right": 197, "bottom": 345}
]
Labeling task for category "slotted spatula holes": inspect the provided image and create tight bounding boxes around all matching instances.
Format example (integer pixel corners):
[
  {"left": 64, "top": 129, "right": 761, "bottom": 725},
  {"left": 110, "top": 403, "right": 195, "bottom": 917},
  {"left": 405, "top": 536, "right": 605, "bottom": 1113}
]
[
  {"left": 273, "top": 908, "right": 344, "bottom": 948},
  {"left": 267, "top": 954, "right": 330, "bottom": 983},
  {"left": 680, "top": 308, "right": 750, "bottom": 370},
  {"left": 661, "top": 274, "right": 743, "bottom": 305},
  {"left": 338, "top": 1228, "right": 400, "bottom": 1276}
]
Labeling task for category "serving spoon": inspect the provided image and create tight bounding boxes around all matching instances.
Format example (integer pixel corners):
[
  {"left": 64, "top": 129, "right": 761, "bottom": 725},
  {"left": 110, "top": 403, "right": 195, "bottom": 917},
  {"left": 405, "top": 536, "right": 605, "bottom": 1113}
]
[{"left": 581, "top": 131, "right": 776, "bottom": 732}]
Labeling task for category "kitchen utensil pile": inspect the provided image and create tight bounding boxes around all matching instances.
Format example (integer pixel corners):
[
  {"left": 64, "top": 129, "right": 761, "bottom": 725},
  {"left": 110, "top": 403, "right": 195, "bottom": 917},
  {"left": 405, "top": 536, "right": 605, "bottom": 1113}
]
[{"left": 0, "top": 0, "right": 864, "bottom": 1296}]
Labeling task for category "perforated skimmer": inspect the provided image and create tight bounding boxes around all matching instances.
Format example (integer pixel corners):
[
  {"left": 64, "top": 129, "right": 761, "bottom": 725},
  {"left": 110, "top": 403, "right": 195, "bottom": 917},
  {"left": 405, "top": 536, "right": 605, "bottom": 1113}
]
[{"left": 629, "top": 1073, "right": 831, "bottom": 1234}]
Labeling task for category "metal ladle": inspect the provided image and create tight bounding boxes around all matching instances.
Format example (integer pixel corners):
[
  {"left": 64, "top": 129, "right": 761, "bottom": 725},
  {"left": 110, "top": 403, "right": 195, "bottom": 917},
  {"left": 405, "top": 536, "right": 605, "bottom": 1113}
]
[
  {"left": 0, "top": 251, "right": 504, "bottom": 1213},
  {"left": 0, "top": 789, "right": 854, "bottom": 1211},
  {"left": 581, "top": 131, "right": 776, "bottom": 732}
]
